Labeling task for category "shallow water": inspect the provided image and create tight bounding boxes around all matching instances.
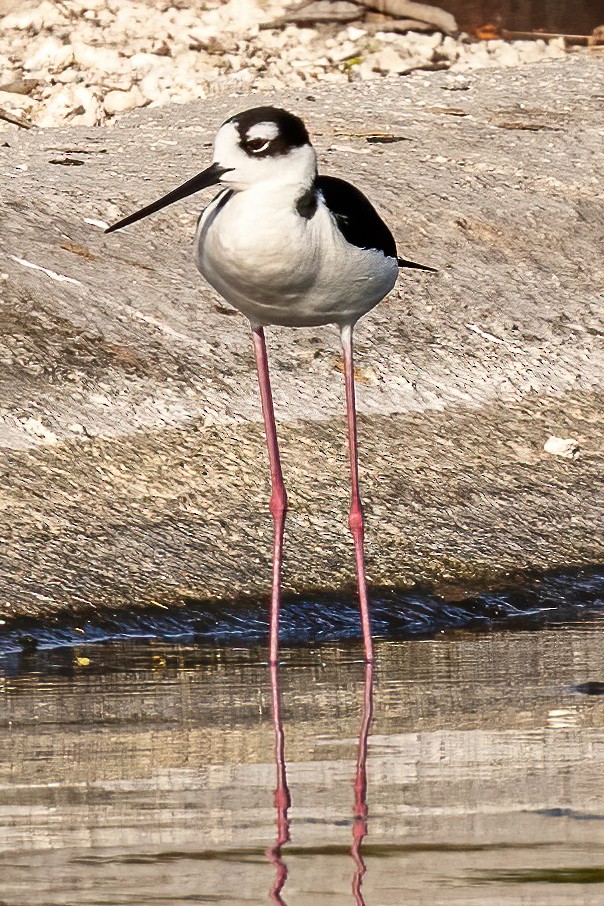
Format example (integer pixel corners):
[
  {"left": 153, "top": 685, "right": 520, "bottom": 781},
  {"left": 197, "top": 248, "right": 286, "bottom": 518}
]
[{"left": 1, "top": 605, "right": 604, "bottom": 905}]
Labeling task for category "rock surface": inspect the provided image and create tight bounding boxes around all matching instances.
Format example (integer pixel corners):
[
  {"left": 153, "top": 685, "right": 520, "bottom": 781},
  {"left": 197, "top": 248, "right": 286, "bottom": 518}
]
[{"left": 0, "top": 57, "right": 602, "bottom": 619}]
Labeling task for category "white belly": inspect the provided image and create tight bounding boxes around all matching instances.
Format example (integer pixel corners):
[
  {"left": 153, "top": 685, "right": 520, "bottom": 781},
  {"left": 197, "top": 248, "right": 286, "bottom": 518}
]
[{"left": 194, "top": 186, "right": 398, "bottom": 328}]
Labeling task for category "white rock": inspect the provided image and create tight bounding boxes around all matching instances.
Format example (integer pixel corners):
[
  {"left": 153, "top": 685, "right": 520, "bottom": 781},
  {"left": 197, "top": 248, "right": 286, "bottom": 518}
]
[
  {"left": 441, "top": 36, "right": 460, "bottom": 61},
  {"left": 21, "top": 417, "right": 57, "bottom": 444},
  {"left": 72, "top": 42, "right": 123, "bottom": 74},
  {"left": 347, "top": 26, "right": 366, "bottom": 40},
  {"left": 0, "top": 89, "right": 35, "bottom": 112},
  {"left": 516, "top": 39, "right": 549, "bottom": 65},
  {"left": 71, "top": 87, "right": 103, "bottom": 125},
  {"left": 95, "top": 7, "right": 113, "bottom": 27},
  {"left": 230, "top": 67, "right": 253, "bottom": 82},
  {"left": 454, "top": 42, "right": 491, "bottom": 71},
  {"left": 34, "top": 84, "right": 102, "bottom": 127},
  {"left": 138, "top": 71, "right": 164, "bottom": 103},
  {"left": 544, "top": 436, "right": 581, "bottom": 459},
  {"left": 492, "top": 44, "right": 520, "bottom": 67},
  {"left": 349, "top": 59, "right": 377, "bottom": 80},
  {"left": 371, "top": 46, "right": 408, "bottom": 74},
  {"left": 328, "top": 40, "right": 355, "bottom": 63},
  {"left": 103, "top": 85, "right": 145, "bottom": 115},
  {"left": 221, "top": 0, "right": 265, "bottom": 32},
  {"left": 23, "top": 37, "right": 73, "bottom": 73},
  {"left": 295, "top": 27, "right": 318, "bottom": 46},
  {"left": 175, "top": 50, "right": 207, "bottom": 73},
  {"left": 547, "top": 37, "right": 566, "bottom": 57},
  {"left": 404, "top": 30, "right": 443, "bottom": 53},
  {"left": 1, "top": 0, "right": 65, "bottom": 30},
  {"left": 0, "top": 0, "right": 573, "bottom": 130},
  {"left": 128, "top": 52, "right": 168, "bottom": 75},
  {"left": 53, "top": 67, "right": 81, "bottom": 84}
]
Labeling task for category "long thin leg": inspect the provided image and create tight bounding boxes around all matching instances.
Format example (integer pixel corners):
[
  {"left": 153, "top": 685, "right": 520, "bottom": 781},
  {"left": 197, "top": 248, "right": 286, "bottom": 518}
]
[
  {"left": 351, "top": 661, "right": 374, "bottom": 905},
  {"left": 340, "top": 323, "right": 374, "bottom": 662},
  {"left": 251, "top": 324, "right": 288, "bottom": 665}
]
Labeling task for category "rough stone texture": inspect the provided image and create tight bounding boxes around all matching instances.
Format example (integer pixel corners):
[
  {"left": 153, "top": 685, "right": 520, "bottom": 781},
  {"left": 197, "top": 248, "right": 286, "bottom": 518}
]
[{"left": 0, "top": 57, "right": 602, "bottom": 618}]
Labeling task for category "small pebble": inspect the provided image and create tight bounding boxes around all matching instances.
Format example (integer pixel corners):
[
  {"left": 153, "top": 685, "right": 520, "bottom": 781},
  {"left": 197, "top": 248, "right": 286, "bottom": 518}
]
[
  {"left": 544, "top": 436, "right": 581, "bottom": 459},
  {"left": 103, "top": 85, "right": 145, "bottom": 115}
]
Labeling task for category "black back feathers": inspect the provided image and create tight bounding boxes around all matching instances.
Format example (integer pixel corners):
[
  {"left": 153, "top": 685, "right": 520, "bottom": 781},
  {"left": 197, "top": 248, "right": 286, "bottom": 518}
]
[
  {"left": 316, "top": 176, "right": 436, "bottom": 271},
  {"left": 316, "top": 176, "right": 397, "bottom": 259}
]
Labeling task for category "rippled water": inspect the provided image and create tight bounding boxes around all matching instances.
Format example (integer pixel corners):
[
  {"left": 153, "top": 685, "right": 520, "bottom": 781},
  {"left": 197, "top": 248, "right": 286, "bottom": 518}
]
[{"left": 1, "top": 582, "right": 604, "bottom": 905}]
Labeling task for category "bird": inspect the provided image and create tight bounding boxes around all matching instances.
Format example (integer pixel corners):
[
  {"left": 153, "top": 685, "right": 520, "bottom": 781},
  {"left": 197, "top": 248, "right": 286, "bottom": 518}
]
[{"left": 105, "top": 105, "right": 435, "bottom": 664}]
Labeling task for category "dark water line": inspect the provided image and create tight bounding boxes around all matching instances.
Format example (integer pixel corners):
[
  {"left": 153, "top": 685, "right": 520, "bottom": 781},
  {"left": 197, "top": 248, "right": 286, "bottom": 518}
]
[{"left": 0, "top": 567, "right": 602, "bottom": 659}]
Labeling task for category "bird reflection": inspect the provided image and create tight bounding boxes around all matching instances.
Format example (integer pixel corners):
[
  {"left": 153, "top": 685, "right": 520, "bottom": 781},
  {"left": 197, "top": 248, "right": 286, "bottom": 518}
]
[
  {"left": 265, "top": 658, "right": 374, "bottom": 905},
  {"left": 351, "top": 661, "right": 374, "bottom": 905},
  {"left": 266, "top": 661, "right": 291, "bottom": 905}
]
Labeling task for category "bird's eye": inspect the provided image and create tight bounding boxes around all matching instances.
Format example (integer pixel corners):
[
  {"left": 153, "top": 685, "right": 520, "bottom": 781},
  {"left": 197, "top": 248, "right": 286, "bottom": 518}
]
[{"left": 246, "top": 137, "right": 270, "bottom": 154}]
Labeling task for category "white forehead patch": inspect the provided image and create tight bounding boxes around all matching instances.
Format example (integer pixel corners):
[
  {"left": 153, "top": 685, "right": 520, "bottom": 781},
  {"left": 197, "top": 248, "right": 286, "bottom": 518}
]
[
  {"left": 247, "top": 121, "right": 279, "bottom": 142},
  {"left": 213, "top": 121, "right": 240, "bottom": 160}
]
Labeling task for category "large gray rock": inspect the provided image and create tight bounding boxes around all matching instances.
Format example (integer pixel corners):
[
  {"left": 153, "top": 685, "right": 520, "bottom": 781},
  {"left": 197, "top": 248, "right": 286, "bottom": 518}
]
[{"left": 0, "top": 57, "right": 602, "bottom": 618}]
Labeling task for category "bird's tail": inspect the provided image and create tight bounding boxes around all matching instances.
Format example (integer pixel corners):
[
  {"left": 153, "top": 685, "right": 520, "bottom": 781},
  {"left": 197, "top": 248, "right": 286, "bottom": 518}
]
[{"left": 397, "top": 257, "right": 437, "bottom": 273}]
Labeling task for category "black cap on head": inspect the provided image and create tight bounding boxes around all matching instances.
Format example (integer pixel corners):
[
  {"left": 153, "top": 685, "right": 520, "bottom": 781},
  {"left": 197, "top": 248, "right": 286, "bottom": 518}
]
[{"left": 226, "top": 106, "right": 310, "bottom": 158}]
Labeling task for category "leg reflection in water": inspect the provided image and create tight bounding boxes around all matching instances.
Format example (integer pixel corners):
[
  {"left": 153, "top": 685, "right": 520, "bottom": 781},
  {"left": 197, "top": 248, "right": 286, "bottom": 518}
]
[
  {"left": 265, "top": 658, "right": 373, "bottom": 905},
  {"left": 266, "top": 661, "right": 291, "bottom": 905},
  {"left": 351, "top": 661, "right": 374, "bottom": 905}
]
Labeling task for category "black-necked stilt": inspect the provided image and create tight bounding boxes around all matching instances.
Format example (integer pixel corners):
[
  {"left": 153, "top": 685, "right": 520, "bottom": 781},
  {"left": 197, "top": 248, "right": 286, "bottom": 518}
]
[{"left": 106, "top": 105, "right": 435, "bottom": 663}]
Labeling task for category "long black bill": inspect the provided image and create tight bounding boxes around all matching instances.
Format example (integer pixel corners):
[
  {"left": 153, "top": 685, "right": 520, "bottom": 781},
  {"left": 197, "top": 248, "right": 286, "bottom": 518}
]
[
  {"left": 397, "top": 256, "right": 438, "bottom": 273},
  {"left": 105, "top": 162, "right": 231, "bottom": 234}
]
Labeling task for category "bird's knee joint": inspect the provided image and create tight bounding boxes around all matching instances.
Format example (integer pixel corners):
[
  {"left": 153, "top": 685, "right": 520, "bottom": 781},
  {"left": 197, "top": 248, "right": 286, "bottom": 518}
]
[
  {"left": 348, "top": 506, "right": 364, "bottom": 534},
  {"left": 270, "top": 488, "right": 288, "bottom": 520}
]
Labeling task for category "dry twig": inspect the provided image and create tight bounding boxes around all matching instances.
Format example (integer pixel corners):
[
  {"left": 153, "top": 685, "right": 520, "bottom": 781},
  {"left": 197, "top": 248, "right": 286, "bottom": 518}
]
[{"left": 0, "top": 107, "right": 31, "bottom": 129}]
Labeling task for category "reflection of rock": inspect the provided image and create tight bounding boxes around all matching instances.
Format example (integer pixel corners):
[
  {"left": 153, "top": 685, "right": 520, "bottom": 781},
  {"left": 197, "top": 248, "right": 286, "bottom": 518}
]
[{"left": 0, "top": 59, "right": 602, "bottom": 617}]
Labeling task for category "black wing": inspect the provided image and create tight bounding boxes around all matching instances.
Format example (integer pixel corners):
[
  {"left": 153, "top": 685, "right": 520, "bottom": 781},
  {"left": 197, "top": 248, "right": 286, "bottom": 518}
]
[
  {"left": 316, "top": 175, "right": 397, "bottom": 259},
  {"left": 317, "top": 175, "right": 437, "bottom": 272}
]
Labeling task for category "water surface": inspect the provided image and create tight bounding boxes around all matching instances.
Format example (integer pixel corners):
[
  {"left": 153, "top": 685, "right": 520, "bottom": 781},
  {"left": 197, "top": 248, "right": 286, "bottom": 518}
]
[{"left": 1, "top": 609, "right": 604, "bottom": 905}]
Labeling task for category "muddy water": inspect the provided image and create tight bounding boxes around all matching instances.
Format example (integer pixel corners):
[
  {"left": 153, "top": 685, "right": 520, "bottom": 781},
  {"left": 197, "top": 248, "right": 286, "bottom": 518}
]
[{"left": 1, "top": 618, "right": 604, "bottom": 906}]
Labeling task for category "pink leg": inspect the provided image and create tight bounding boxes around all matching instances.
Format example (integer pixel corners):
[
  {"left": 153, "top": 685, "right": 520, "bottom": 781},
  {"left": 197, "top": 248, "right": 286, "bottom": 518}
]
[
  {"left": 252, "top": 325, "right": 288, "bottom": 665},
  {"left": 340, "top": 324, "right": 374, "bottom": 662}
]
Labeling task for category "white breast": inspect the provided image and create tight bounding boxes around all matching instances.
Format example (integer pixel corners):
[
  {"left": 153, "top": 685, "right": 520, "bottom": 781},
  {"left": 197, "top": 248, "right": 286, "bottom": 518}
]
[{"left": 195, "top": 185, "right": 398, "bottom": 328}]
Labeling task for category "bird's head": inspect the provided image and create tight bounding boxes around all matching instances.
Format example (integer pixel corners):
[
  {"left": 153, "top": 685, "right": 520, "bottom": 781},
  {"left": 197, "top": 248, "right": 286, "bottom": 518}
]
[
  {"left": 215, "top": 106, "right": 316, "bottom": 191},
  {"left": 105, "top": 106, "right": 316, "bottom": 234}
]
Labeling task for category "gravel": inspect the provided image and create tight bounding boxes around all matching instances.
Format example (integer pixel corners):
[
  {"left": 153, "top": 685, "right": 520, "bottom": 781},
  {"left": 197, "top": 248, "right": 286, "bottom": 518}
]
[{"left": 0, "top": 0, "right": 570, "bottom": 129}]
